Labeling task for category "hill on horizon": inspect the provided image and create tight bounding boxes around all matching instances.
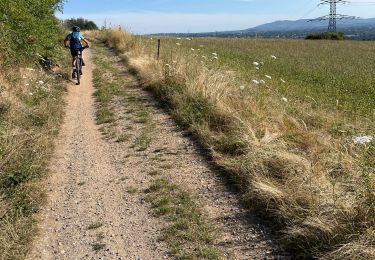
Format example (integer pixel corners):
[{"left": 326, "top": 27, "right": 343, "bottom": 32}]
[{"left": 154, "top": 17, "right": 375, "bottom": 39}]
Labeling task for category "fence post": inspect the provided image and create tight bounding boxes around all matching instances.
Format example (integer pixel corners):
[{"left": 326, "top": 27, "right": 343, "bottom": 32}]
[{"left": 157, "top": 39, "right": 161, "bottom": 61}]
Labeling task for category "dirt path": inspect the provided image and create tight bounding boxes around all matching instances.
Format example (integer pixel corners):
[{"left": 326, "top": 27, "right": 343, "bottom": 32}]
[
  {"left": 28, "top": 47, "right": 287, "bottom": 259},
  {"left": 28, "top": 50, "right": 168, "bottom": 259}
]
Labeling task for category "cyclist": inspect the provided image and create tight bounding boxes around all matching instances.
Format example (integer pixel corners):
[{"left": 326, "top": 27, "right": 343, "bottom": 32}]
[{"left": 64, "top": 26, "right": 90, "bottom": 79}]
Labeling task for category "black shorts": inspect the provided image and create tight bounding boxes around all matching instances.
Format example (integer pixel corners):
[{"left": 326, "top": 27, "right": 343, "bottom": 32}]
[{"left": 70, "top": 48, "right": 83, "bottom": 57}]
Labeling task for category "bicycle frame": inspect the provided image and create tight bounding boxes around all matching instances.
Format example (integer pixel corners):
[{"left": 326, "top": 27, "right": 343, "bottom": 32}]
[{"left": 74, "top": 46, "right": 88, "bottom": 85}]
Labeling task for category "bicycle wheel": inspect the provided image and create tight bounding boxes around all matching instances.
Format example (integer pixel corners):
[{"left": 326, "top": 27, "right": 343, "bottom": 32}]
[{"left": 76, "top": 57, "right": 81, "bottom": 85}]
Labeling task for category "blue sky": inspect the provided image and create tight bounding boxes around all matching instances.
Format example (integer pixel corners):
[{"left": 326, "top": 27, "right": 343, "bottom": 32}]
[{"left": 58, "top": 0, "right": 375, "bottom": 34}]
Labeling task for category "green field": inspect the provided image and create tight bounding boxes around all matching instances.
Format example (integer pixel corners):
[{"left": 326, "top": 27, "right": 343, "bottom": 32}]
[
  {"left": 152, "top": 37, "right": 375, "bottom": 120},
  {"left": 100, "top": 29, "right": 374, "bottom": 258}
]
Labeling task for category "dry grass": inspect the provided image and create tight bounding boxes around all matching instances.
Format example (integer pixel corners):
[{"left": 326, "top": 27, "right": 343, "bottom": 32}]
[
  {"left": 0, "top": 56, "right": 68, "bottom": 259},
  {"left": 96, "top": 29, "right": 374, "bottom": 258}
]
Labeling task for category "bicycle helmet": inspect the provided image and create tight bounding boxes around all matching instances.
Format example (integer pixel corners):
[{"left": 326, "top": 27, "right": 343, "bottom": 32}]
[{"left": 72, "top": 26, "right": 80, "bottom": 32}]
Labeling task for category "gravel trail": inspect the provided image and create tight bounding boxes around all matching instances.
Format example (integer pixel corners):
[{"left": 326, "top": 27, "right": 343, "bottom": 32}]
[
  {"left": 28, "top": 47, "right": 287, "bottom": 259},
  {"left": 27, "top": 50, "right": 168, "bottom": 260}
]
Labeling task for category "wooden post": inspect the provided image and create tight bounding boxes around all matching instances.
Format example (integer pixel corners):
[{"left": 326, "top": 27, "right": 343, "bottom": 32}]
[{"left": 157, "top": 39, "right": 161, "bottom": 61}]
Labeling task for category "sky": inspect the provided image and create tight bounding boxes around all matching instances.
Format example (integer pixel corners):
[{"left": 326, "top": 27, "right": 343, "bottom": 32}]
[{"left": 57, "top": 0, "right": 375, "bottom": 34}]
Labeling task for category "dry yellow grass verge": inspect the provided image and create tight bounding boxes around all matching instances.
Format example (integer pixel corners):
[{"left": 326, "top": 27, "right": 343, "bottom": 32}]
[
  {"left": 0, "top": 58, "right": 68, "bottom": 259},
  {"left": 92, "top": 29, "right": 374, "bottom": 258}
]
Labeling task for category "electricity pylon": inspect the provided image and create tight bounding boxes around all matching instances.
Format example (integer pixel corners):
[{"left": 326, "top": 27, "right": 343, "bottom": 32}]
[{"left": 310, "top": 0, "right": 356, "bottom": 32}]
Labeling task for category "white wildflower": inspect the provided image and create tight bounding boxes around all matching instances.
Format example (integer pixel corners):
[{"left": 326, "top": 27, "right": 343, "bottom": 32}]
[
  {"left": 150, "top": 37, "right": 153, "bottom": 40},
  {"left": 213, "top": 56, "right": 219, "bottom": 60},
  {"left": 186, "top": 38, "right": 192, "bottom": 41},
  {"left": 177, "top": 37, "right": 181, "bottom": 40},
  {"left": 202, "top": 55, "right": 206, "bottom": 59},
  {"left": 352, "top": 135, "right": 373, "bottom": 144},
  {"left": 281, "top": 79, "right": 286, "bottom": 83},
  {"left": 29, "top": 92, "right": 33, "bottom": 95},
  {"left": 176, "top": 43, "right": 181, "bottom": 46},
  {"left": 253, "top": 62, "right": 259, "bottom": 66},
  {"left": 259, "top": 80, "right": 266, "bottom": 84},
  {"left": 191, "top": 48, "right": 195, "bottom": 51},
  {"left": 255, "top": 67, "right": 260, "bottom": 70},
  {"left": 282, "top": 97, "right": 288, "bottom": 102},
  {"left": 271, "top": 55, "right": 277, "bottom": 59},
  {"left": 22, "top": 76, "right": 27, "bottom": 79},
  {"left": 212, "top": 52, "right": 218, "bottom": 56},
  {"left": 252, "top": 80, "right": 260, "bottom": 85},
  {"left": 38, "top": 81, "right": 44, "bottom": 84},
  {"left": 172, "top": 60, "right": 177, "bottom": 63},
  {"left": 26, "top": 68, "right": 35, "bottom": 71},
  {"left": 239, "top": 85, "right": 245, "bottom": 91},
  {"left": 197, "top": 49, "right": 201, "bottom": 51},
  {"left": 265, "top": 75, "right": 272, "bottom": 79},
  {"left": 25, "top": 83, "right": 30, "bottom": 86}
]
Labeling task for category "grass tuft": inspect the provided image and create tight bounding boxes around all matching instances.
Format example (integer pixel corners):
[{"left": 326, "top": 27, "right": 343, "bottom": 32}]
[
  {"left": 146, "top": 178, "right": 221, "bottom": 259},
  {"left": 92, "top": 232, "right": 106, "bottom": 252},
  {"left": 126, "top": 186, "right": 138, "bottom": 194},
  {"left": 92, "top": 242, "right": 106, "bottom": 252}
]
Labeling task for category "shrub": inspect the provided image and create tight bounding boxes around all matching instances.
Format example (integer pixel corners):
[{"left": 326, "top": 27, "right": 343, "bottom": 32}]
[
  {"left": 0, "top": 0, "right": 64, "bottom": 66},
  {"left": 306, "top": 32, "right": 345, "bottom": 40}
]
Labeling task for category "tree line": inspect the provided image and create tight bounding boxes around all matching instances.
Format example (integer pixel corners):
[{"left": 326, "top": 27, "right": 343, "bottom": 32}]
[{"left": 62, "top": 18, "right": 98, "bottom": 31}]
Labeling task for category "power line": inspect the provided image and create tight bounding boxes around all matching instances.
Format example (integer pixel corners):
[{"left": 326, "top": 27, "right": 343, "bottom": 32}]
[{"left": 299, "top": 5, "right": 321, "bottom": 20}]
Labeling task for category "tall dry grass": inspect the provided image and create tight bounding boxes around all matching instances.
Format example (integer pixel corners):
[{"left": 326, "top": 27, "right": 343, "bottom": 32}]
[
  {"left": 0, "top": 58, "right": 68, "bottom": 259},
  {"left": 96, "top": 29, "right": 374, "bottom": 258}
]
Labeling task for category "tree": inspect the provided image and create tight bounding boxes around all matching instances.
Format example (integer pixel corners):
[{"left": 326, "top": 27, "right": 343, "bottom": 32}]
[{"left": 63, "top": 18, "right": 98, "bottom": 31}]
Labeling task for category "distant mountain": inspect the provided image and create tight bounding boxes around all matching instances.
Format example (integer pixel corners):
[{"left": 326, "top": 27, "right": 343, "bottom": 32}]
[
  {"left": 154, "top": 18, "right": 375, "bottom": 39},
  {"left": 247, "top": 18, "right": 375, "bottom": 32},
  {"left": 249, "top": 19, "right": 326, "bottom": 32}
]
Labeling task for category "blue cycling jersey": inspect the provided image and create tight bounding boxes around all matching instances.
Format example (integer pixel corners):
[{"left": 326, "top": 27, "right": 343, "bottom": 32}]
[{"left": 66, "top": 32, "right": 84, "bottom": 49}]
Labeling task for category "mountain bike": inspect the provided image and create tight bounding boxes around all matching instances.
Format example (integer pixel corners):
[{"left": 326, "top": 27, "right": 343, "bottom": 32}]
[{"left": 74, "top": 46, "right": 89, "bottom": 85}]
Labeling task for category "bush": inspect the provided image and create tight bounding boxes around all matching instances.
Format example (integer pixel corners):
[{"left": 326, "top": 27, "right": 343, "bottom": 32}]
[
  {"left": 306, "top": 32, "right": 345, "bottom": 40},
  {"left": 63, "top": 17, "right": 98, "bottom": 31},
  {"left": 0, "top": 0, "right": 64, "bottom": 66}
]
